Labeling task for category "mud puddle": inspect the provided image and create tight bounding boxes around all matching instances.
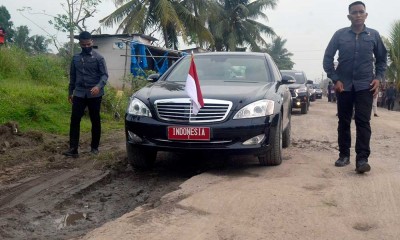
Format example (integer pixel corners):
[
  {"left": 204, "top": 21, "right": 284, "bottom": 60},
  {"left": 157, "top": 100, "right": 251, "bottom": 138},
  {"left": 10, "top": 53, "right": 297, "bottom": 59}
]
[{"left": 0, "top": 151, "right": 231, "bottom": 240}]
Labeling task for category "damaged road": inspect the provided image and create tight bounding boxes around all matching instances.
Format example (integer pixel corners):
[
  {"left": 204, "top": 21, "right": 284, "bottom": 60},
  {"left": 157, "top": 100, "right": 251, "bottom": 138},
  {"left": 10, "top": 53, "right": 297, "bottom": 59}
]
[
  {"left": 2, "top": 99, "right": 400, "bottom": 240},
  {"left": 0, "top": 125, "right": 217, "bottom": 239}
]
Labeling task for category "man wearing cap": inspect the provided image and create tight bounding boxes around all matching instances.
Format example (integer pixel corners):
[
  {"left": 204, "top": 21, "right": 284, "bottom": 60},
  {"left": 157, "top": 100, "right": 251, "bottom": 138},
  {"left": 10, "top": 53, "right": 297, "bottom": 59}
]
[{"left": 63, "top": 31, "right": 108, "bottom": 158}]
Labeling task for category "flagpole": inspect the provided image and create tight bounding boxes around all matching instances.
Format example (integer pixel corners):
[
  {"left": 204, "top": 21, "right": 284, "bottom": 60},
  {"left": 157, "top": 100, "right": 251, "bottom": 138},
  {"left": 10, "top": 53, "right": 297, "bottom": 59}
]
[{"left": 189, "top": 53, "right": 193, "bottom": 123}]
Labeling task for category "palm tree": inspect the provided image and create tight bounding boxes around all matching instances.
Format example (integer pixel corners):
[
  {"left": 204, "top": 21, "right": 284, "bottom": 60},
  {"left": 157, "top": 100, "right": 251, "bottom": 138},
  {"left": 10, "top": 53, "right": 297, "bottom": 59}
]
[
  {"left": 207, "top": 0, "right": 277, "bottom": 51},
  {"left": 100, "top": 0, "right": 213, "bottom": 49},
  {"left": 30, "top": 35, "right": 52, "bottom": 54},
  {"left": 386, "top": 20, "right": 400, "bottom": 89},
  {"left": 262, "top": 36, "right": 294, "bottom": 69}
]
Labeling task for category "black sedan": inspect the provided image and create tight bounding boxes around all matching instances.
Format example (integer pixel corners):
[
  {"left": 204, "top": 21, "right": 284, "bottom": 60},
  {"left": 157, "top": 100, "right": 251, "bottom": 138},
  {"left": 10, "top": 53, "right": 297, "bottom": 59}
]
[{"left": 125, "top": 52, "right": 293, "bottom": 169}]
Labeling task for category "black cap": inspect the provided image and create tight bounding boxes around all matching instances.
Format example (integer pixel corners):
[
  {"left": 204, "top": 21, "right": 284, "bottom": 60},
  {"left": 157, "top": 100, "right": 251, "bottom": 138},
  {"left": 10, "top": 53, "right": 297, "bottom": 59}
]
[{"left": 78, "top": 31, "right": 92, "bottom": 40}]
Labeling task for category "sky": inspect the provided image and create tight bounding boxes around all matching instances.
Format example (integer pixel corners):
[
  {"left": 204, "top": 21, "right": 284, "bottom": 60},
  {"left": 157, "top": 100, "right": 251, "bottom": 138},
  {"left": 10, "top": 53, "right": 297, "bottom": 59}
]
[{"left": 2, "top": 0, "right": 400, "bottom": 82}]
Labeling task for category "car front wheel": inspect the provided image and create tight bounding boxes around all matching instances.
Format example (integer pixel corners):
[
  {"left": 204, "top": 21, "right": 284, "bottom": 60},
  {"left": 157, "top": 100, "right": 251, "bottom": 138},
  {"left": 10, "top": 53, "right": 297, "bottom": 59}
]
[
  {"left": 258, "top": 114, "right": 283, "bottom": 166},
  {"left": 126, "top": 143, "right": 157, "bottom": 169}
]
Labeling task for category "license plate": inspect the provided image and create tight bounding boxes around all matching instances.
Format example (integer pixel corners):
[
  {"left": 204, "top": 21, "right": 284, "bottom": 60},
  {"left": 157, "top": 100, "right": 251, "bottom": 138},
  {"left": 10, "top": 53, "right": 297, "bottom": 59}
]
[{"left": 168, "top": 126, "right": 210, "bottom": 141}]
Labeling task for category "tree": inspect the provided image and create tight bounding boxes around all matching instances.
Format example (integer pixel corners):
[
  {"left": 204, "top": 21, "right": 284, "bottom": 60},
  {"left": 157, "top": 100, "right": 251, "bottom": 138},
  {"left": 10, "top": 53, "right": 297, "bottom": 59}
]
[
  {"left": 30, "top": 35, "right": 52, "bottom": 54},
  {"left": 100, "top": 0, "right": 213, "bottom": 50},
  {"left": 262, "top": 36, "right": 294, "bottom": 69},
  {"left": 208, "top": 0, "right": 277, "bottom": 51},
  {"left": 13, "top": 26, "right": 31, "bottom": 52},
  {"left": 49, "top": 0, "right": 101, "bottom": 55},
  {"left": 386, "top": 20, "right": 400, "bottom": 89},
  {"left": 0, "top": 5, "right": 15, "bottom": 42},
  {"left": 12, "top": 25, "right": 51, "bottom": 54}
]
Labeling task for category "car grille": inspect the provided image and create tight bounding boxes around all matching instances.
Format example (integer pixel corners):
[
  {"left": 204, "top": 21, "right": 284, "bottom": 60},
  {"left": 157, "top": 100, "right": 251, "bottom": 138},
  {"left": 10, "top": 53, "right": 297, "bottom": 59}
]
[{"left": 155, "top": 98, "right": 232, "bottom": 123}]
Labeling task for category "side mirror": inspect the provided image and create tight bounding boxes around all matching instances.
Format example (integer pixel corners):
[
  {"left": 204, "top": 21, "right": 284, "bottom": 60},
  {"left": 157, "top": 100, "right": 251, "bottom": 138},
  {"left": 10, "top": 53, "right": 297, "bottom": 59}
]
[
  {"left": 147, "top": 73, "right": 160, "bottom": 82},
  {"left": 306, "top": 80, "right": 314, "bottom": 85},
  {"left": 281, "top": 75, "right": 296, "bottom": 84}
]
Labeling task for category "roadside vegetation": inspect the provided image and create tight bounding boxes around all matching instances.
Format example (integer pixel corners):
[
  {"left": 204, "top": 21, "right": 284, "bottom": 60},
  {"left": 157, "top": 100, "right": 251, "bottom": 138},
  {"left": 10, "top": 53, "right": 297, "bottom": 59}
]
[{"left": 0, "top": 47, "right": 145, "bottom": 135}]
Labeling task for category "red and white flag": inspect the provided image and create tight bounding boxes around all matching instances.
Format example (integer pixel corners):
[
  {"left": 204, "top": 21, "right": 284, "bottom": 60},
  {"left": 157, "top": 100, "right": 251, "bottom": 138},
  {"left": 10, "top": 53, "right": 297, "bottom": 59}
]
[{"left": 185, "top": 55, "right": 204, "bottom": 115}]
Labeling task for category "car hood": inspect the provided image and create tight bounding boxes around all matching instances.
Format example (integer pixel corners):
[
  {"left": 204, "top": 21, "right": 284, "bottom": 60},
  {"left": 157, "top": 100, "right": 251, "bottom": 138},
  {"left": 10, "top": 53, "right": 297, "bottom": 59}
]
[
  {"left": 134, "top": 81, "right": 277, "bottom": 106},
  {"left": 288, "top": 83, "right": 306, "bottom": 89}
]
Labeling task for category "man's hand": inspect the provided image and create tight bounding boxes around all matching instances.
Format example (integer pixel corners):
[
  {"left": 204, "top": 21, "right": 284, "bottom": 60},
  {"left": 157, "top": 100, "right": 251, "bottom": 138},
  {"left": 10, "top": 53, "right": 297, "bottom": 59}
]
[
  {"left": 370, "top": 79, "right": 380, "bottom": 96},
  {"left": 90, "top": 86, "right": 100, "bottom": 96},
  {"left": 335, "top": 81, "right": 344, "bottom": 93},
  {"left": 68, "top": 95, "right": 73, "bottom": 104}
]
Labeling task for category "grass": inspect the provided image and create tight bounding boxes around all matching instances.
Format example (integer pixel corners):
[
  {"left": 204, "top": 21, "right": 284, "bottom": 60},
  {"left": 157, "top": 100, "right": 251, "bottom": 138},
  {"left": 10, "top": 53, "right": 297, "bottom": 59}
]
[{"left": 0, "top": 46, "right": 145, "bottom": 135}]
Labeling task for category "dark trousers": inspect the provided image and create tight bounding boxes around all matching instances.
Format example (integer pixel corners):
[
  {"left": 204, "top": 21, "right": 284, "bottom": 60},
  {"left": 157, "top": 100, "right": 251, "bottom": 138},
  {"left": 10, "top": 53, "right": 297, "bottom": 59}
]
[
  {"left": 69, "top": 96, "right": 102, "bottom": 150},
  {"left": 387, "top": 98, "right": 395, "bottom": 110},
  {"left": 336, "top": 89, "right": 373, "bottom": 162}
]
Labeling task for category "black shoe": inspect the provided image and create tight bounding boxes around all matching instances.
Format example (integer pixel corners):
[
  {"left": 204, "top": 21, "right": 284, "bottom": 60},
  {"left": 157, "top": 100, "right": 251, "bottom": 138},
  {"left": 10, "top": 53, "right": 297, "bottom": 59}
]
[
  {"left": 335, "top": 156, "right": 350, "bottom": 167},
  {"left": 374, "top": 113, "right": 379, "bottom": 117},
  {"left": 90, "top": 148, "right": 99, "bottom": 155},
  {"left": 63, "top": 148, "right": 79, "bottom": 158},
  {"left": 355, "top": 161, "right": 371, "bottom": 174}
]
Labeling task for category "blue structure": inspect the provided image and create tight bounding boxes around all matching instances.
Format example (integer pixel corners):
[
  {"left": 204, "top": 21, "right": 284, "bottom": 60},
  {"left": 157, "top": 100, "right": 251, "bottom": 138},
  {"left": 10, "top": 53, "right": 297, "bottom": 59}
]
[
  {"left": 130, "top": 41, "right": 148, "bottom": 77},
  {"left": 130, "top": 41, "right": 186, "bottom": 77}
]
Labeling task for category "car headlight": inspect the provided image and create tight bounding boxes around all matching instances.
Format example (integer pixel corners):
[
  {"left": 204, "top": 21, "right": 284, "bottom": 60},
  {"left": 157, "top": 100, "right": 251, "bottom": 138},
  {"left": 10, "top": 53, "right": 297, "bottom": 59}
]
[
  {"left": 295, "top": 87, "right": 307, "bottom": 93},
  {"left": 127, "top": 98, "right": 152, "bottom": 117},
  {"left": 233, "top": 99, "right": 274, "bottom": 119}
]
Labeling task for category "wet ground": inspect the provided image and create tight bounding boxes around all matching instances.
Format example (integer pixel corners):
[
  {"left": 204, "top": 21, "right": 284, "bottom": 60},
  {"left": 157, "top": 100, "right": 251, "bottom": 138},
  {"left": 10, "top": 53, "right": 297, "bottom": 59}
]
[{"left": 0, "top": 122, "right": 227, "bottom": 240}]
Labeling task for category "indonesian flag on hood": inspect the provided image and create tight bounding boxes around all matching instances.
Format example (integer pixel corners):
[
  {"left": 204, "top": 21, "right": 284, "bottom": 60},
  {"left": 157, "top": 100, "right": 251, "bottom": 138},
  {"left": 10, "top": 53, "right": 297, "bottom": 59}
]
[{"left": 185, "top": 55, "right": 204, "bottom": 115}]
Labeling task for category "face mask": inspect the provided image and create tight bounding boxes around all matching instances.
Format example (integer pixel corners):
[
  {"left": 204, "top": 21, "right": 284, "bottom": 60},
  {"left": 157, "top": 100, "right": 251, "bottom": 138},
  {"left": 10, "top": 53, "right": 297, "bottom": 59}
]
[{"left": 81, "top": 46, "right": 92, "bottom": 54}]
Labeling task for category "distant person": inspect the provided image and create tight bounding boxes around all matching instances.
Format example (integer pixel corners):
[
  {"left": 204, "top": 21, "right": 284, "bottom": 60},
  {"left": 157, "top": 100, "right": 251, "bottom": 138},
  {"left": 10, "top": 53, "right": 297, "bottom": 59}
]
[
  {"left": 372, "top": 93, "right": 379, "bottom": 117},
  {"left": 327, "top": 82, "right": 333, "bottom": 102},
  {"left": 385, "top": 82, "right": 397, "bottom": 111},
  {"left": 323, "top": 1, "right": 387, "bottom": 173},
  {"left": 0, "top": 27, "right": 6, "bottom": 46},
  {"left": 63, "top": 31, "right": 109, "bottom": 158},
  {"left": 377, "top": 88, "right": 383, "bottom": 107}
]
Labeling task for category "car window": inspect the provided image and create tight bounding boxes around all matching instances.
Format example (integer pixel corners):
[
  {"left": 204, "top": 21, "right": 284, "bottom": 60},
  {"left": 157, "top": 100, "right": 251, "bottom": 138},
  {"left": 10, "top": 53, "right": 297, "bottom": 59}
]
[
  {"left": 165, "top": 55, "right": 272, "bottom": 83},
  {"left": 281, "top": 71, "right": 306, "bottom": 84}
]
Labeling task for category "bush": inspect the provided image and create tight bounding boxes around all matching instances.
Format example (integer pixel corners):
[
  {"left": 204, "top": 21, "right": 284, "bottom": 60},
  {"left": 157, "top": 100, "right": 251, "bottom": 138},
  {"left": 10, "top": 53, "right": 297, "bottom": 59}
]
[
  {"left": 27, "top": 55, "right": 65, "bottom": 83},
  {"left": 0, "top": 47, "right": 29, "bottom": 79}
]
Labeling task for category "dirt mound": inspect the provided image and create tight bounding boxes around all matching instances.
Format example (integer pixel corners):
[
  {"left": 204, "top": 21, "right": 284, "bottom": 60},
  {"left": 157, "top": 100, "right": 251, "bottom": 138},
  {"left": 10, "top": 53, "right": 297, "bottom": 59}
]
[
  {"left": 0, "top": 122, "right": 44, "bottom": 152},
  {"left": 0, "top": 121, "right": 127, "bottom": 185},
  {"left": 0, "top": 122, "right": 72, "bottom": 184}
]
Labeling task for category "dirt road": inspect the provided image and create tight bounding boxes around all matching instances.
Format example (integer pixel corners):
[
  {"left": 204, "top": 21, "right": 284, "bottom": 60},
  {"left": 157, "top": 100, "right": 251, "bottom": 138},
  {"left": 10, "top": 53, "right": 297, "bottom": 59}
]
[
  {"left": 77, "top": 99, "right": 400, "bottom": 240},
  {"left": 1, "top": 99, "right": 400, "bottom": 239}
]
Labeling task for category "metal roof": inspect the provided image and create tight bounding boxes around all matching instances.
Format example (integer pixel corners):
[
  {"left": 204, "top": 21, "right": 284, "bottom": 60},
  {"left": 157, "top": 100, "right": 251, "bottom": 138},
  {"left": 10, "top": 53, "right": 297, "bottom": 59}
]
[{"left": 74, "top": 33, "right": 158, "bottom": 42}]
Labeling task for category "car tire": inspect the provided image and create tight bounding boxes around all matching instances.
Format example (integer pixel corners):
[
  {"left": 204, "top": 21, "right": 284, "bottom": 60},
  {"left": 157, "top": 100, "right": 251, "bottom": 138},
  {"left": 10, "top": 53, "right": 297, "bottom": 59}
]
[
  {"left": 126, "top": 143, "right": 156, "bottom": 169},
  {"left": 282, "top": 116, "right": 291, "bottom": 148},
  {"left": 258, "top": 114, "right": 282, "bottom": 166}
]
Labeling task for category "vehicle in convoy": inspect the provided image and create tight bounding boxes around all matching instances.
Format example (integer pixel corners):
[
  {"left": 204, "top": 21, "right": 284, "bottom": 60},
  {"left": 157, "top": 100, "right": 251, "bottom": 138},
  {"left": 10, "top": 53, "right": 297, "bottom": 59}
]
[
  {"left": 280, "top": 70, "right": 310, "bottom": 114},
  {"left": 125, "top": 52, "right": 293, "bottom": 169},
  {"left": 313, "top": 83, "right": 323, "bottom": 99},
  {"left": 307, "top": 80, "right": 316, "bottom": 102}
]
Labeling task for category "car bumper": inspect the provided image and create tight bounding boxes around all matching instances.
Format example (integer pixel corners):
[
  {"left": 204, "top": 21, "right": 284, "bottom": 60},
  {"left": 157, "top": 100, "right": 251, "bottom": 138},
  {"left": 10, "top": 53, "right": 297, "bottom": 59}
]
[
  {"left": 125, "top": 113, "right": 280, "bottom": 156},
  {"left": 291, "top": 93, "right": 308, "bottom": 108}
]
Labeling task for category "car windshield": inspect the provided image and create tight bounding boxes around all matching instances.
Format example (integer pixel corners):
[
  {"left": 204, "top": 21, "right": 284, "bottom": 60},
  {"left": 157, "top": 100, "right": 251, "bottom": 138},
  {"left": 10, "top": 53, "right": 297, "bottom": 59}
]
[
  {"left": 281, "top": 71, "right": 306, "bottom": 84},
  {"left": 165, "top": 55, "right": 271, "bottom": 83},
  {"left": 313, "top": 84, "right": 320, "bottom": 89}
]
